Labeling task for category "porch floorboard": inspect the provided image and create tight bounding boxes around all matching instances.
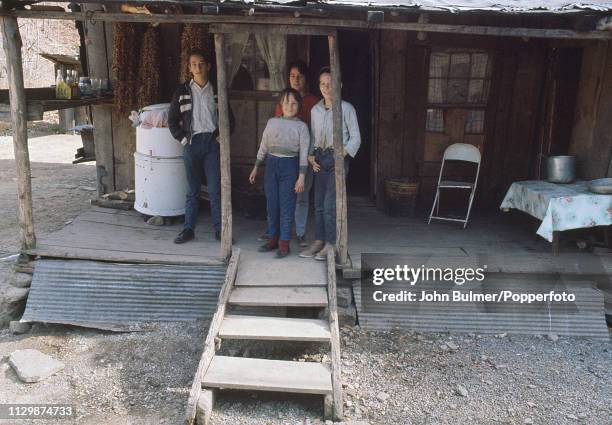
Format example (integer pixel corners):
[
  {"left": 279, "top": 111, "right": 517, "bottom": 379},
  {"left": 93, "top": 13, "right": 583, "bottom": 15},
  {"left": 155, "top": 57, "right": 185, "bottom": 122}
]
[
  {"left": 24, "top": 201, "right": 612, "bottom": 275},
  {"left": 26, "top": 207, "right": 225, "bottom": 265},
  {"left": 346, "top": 199, "right": 612, "bottom": 276}
]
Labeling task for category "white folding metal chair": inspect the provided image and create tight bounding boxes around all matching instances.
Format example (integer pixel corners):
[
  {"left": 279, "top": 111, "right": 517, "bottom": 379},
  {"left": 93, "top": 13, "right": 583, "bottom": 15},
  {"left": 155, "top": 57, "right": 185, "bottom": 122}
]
[{"left": 428, "top": 143, "right": 481, "bottom": 229}]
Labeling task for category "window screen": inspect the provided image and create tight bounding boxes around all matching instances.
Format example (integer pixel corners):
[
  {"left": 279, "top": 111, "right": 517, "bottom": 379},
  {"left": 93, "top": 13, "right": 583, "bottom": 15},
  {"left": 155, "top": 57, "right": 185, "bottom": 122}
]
[{"left": 427, "top": 50, "right": 492, "bottom": 105}]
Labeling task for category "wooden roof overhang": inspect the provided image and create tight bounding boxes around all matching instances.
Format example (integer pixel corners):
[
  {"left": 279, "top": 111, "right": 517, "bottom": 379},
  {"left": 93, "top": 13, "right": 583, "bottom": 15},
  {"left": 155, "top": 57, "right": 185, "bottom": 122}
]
[{"left": 1, "top": 6, "right": 612, "bottom": 40}]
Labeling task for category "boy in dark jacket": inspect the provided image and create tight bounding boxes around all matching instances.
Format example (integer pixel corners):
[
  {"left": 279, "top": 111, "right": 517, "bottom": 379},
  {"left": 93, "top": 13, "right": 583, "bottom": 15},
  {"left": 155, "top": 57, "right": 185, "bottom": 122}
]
[{"left": 168, "top": 49, "right": 234, "bottom": 244}]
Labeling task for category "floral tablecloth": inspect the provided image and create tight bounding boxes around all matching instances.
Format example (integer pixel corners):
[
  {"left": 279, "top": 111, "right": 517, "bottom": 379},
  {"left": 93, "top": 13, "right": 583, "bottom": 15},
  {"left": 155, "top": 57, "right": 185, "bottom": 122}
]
[{"left": 500, "top": 180, "right": 612, "bottom": 242}]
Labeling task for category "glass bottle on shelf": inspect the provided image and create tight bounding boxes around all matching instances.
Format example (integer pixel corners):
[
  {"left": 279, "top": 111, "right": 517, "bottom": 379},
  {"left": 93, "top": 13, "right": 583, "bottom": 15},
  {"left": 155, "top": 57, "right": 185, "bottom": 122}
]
[
  {"left": 66, "top": 70, "right": 74, "bottom": 99},
  {"left": 55, "top": 69, "right": 65, "bottom": 99},
  {"left": 71, "top": 70, "right": 80, "bottom": 99}
]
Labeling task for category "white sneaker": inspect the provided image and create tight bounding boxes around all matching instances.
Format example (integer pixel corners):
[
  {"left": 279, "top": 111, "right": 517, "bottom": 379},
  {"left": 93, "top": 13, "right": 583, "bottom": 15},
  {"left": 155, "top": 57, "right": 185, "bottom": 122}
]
[
  {"left": 299, "top": 240, "right": 325, "bottom": 258},
  {"left": 314, "top": 243, "right": 335, "bottom": 261}
]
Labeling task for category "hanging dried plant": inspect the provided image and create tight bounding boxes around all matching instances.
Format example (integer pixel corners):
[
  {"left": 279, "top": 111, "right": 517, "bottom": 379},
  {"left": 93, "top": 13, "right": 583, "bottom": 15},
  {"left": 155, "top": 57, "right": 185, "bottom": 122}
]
[
  {"left": 179, "top": 24, "right": 211, "bottom": 83},
  {"left": 137, "top": 25, "right": 162, "bottom": 108},
  {"left": 112, "top": 22, "right": 142, "bottom": 112}
]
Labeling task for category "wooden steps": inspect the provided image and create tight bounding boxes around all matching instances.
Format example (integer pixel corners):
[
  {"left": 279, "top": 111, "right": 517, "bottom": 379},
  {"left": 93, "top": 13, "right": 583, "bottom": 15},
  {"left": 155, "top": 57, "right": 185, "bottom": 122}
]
[
  {"left": 234, "top": 255, "right": 327, "bottom": 287},
  {"left": 203, "top": 356, "right": 333, "bottom": 395},
  {"left": 229, "top": 286, "right": 328, "bottom": 307},
  {"left": 185, "top": 249, "right": 343, "bottom": 425},
  {"left": 219, "top": 315, "right": 331, "bottom": 342}
]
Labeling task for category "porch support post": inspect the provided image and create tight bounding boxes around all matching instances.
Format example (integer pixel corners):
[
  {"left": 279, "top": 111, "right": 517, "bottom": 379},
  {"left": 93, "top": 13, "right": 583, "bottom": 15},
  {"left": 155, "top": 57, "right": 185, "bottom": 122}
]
[
  {"left": 1, "top": 15, "right": 36, "bottom": 250},
  {"left": 214, "top": 33, "right": 233, "bottom": 260},
  {"left": 328, "top": 34, "right": 348, "bottom": 265},
  {"left": 83, "top": 3, "right": 115, "bottom": 195}
]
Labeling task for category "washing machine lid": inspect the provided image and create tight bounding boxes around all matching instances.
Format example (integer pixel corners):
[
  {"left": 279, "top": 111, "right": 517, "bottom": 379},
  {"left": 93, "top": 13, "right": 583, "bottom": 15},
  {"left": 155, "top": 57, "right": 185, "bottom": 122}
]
[{"left": 141, "top": 103, "right": 170, "bottom": 112}]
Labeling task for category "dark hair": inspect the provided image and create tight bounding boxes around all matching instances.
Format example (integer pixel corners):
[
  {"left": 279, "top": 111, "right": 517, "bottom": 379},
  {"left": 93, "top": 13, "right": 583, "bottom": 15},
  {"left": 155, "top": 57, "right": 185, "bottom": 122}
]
[
  {"left": 187, "top": 49, "right": 211, "bottom": 65},
  {"left": 278, "top": 88, "right": 302, "bottom": 111},
  {"left": 319, "top": 66, "right": 331, "bottom": 78},
  {"left": 288, "top": 60, "right": 309, "bottom": 78}
]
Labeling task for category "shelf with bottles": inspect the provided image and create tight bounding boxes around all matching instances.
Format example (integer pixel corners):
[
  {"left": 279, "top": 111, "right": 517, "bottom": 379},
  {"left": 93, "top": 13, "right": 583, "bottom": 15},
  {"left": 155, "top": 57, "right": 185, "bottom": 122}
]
[{"left": 0, "top": 86, "right": 114, "bottom": 123}]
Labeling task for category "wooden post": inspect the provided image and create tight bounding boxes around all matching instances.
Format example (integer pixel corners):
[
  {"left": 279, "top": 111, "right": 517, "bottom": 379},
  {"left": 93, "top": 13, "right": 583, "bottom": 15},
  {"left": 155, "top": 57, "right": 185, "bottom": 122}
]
[
  {"left": 195, "top": 389, "right": 215, "bottom": 425},
  {"left": 82, "top": 3, "right": 115, "bottom": 195},
  {"left": 328, "top": 34, "right": 348, "bottom": 265},
  {"left": 1, "top": 16, "right": 36, "bottom": 250},
  {"left": 326, "top": 247, "right": 343, "bottom": 420},
  {"left": 214, "top": 33, "right": 233, "bottom": 260}
]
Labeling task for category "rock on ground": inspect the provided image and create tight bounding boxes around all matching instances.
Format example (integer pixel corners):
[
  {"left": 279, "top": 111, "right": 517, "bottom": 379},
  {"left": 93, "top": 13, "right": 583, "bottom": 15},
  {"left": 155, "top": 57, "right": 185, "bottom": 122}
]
[
  {"left": 337, "top": 287, "right": 353, "bottom": 308},
  {"left": 334, "top": 422, "right": 370, "bottom": 425},
  {"left": 454, "top": 384, "right": 469, "bottom": 397},
  {"left": 9, "top": 349, "right": 65, "bottom": 383},
  {"left": 338, "top": 304, "right": 357, "bottom": 326},
  {"left": 9, "top": 320, "right": 31, "bottom": 334},
  {"left": 0, "top": 278, "right": 29, "bottom": 327},
  {"left": 146, "top": 216, "right": 165, "bottom": 226},
  {"left": 10, "top": 272, "right": 32, "bottom": 288}
]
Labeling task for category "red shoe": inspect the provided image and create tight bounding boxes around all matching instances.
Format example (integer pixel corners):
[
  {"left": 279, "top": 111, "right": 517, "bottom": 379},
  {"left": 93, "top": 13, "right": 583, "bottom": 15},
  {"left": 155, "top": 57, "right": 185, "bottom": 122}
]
[
  {"left": 258, "top": 235, "right": 279, "bottom": 252},
  {"left": 275, "top": 240, "right": 290, "bottom": 258}
]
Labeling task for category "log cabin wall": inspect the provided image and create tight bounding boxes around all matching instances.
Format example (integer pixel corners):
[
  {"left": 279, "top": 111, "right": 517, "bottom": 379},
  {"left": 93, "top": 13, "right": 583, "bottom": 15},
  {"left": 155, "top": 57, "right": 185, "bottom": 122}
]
[
  {"left": 374, "top": 30, "right": 427, "bottom": 209},
  {"left": 101, "top": 26, "right": 305, "bottom": 203},
  {"left": 109, "top": 21, "right": 183, "bottom": 191},
  {"left": 569, "top": 41, "right": 612, "bottom": 180},
  {"left": 374, "top": 20, "right": 586, "bottom": 212},
  {"left": 87, "top": 13, "right": 595, "bottom": 203}
]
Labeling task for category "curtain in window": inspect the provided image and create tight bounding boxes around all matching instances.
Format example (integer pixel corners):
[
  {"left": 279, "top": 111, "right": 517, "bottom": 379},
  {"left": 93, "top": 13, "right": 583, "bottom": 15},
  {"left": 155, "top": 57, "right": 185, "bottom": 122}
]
[
  {"left": 224, "top": 33, "right": 250, "bottom": 84},
  {"left": 255, "top": 34, "right": 287, "bottom": 91}
]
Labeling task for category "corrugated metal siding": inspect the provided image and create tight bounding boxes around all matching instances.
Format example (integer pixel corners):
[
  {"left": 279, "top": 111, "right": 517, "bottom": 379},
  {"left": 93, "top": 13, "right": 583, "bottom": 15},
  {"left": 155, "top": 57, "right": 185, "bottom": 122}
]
[
  {"left": 353, "top": 279, "right": 610, "bottom": 341},
  {"left": 22, "top": 259, "right": 227, "bottom": 331}
]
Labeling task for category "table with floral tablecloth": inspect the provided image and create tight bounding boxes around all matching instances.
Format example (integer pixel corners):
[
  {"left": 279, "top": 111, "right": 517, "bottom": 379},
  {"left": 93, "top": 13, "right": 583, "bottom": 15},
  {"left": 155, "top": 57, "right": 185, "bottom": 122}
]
[{"left": 500, "top": 180, "right": 612, "bottom": 242}]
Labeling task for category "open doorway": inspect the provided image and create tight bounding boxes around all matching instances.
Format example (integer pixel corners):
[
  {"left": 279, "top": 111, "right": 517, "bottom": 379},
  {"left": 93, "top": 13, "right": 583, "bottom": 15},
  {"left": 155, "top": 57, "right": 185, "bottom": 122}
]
[{"left": 309, "top": 30, "right": 372, "bottom": 197}]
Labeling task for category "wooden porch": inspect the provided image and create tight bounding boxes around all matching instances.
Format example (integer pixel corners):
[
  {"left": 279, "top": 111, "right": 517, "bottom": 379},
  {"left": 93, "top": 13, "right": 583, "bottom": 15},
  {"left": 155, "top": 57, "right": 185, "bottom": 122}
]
[
  {"left": 346, "top": 197, "right": 612, "bottom": 277},
  {"left": 26, "top": 199, "right": 612, "bottom": 277}
]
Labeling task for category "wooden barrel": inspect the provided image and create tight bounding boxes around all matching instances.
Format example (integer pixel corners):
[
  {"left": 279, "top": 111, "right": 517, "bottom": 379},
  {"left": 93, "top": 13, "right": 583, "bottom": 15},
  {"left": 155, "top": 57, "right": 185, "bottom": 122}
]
[{"left": 385, "top": 178, "right": 420, "bottom": 216}]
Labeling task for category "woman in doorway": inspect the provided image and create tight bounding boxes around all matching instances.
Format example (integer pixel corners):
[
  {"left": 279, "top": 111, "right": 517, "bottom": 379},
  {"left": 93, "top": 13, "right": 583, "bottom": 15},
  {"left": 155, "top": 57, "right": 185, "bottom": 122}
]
[
  {"left": 249, "top": 88, "right": 310, "bottom": 258},
  {"left": 274, "top": 61, "right": 319, "bottom": 126}
]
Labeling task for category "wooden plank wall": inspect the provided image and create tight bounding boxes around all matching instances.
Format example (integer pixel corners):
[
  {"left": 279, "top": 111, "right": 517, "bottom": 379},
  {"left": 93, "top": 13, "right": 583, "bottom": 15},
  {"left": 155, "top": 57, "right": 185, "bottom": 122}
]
[
  {"left": 486, "top": 44, "right": 547, "bottom": 205},
  {"left": 375, "top": 30, "right": 428, "bottom": 209},
  {"left": 569, "top": 41, "right": 612, "bottom": 179},
  {"left": 375, "top": 31, "right": 556, "bottom": 210},
  {"left": 89, "top": 17, "right": 605, "bottom": 201},
  {"left": 109, "top": 22, "right": 182, "bottom": 190},
  {"left": 547, "top": 48, "right": 582, "bottom": 157},
  {"left": 83, "top": 3, "right": 115, "bottom": 194},
  {"left": 96, "top": 26, "right": 300, "bottom": 193}
]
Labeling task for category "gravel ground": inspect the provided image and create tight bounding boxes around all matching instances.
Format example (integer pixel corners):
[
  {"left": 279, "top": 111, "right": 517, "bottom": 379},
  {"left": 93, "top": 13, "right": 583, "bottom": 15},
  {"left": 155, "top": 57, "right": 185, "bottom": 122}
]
[
  {"left": 0, "top": 321, "right": 206, "bottom": 425},
  {"left": 337, "top": 328, "right": 611, "bottom": 425},
  {"left": 206, "top": 327, "right": 611, "bottom": 425},
  {"left": 2, "top": 324, "right": 609, "bottom": 425},
  {"left": 0, "top": 129, "right": 95, "bottom": 255}
]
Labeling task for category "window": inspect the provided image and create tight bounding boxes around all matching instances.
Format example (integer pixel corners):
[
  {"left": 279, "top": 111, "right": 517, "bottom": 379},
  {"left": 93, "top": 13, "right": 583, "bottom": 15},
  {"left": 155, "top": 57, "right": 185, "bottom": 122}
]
[
  {"left": 231, "top": 35, "right": 269, "bottom": 91},
  {"left": 426, "top": 109, "right": 444, "bottom": 133},
  {"left": 465, "top": 110, "right": 485, "bottom": 134},
  {"left": 426, "top": 49, "right": 492, "bottom": 134},
  {"left": 428, "top": 50, "right": 492, "bottom": 105}
]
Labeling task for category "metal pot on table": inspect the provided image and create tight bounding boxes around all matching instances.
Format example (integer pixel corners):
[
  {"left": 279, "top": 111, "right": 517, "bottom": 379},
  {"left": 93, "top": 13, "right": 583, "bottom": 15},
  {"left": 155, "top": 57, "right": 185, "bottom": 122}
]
[{"left": 546, "top": 155, "right": 576, "bottom": 184}]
